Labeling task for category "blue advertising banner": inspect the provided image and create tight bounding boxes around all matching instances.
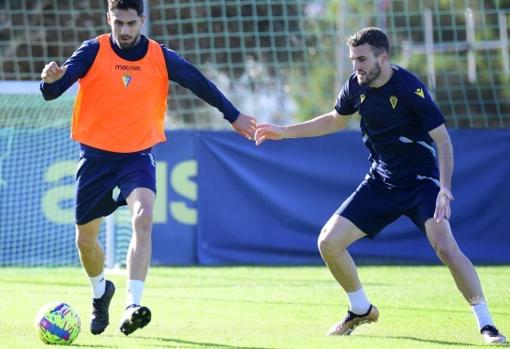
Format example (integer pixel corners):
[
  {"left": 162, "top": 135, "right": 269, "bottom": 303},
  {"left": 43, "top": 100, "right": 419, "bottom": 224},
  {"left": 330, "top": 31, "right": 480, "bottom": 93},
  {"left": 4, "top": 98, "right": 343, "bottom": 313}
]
[
  {"left": 196, "top": 130, "right": 510, "bottom": 265},
  {"left": 151, "top": 131, "right": 197, "bottom": 265},
  {"left": 0, "top": 129, "right": 198, "bottom": 266},
  {"left": 1, "top": 128, "right": 509, "bottom": 265},
  {"left": 196, "top": 131, "right": 365, "bottom": 264}
]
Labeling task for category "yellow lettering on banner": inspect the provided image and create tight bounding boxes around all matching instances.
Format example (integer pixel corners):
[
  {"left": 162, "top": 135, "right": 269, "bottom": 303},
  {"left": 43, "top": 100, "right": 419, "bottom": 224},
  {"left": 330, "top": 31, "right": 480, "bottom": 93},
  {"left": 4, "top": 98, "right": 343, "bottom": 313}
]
[
  {"left": 42, "top": 161, "right": 75, "bottom": 224},
  {"left": 170, "top": 160, "right": 197, "bottom": 225},
  {"left": 41, "top": 159, "right": 199, "bottom": 225},
  {"left": 153, "top": 161, "right": 167, "bottom": 223}
]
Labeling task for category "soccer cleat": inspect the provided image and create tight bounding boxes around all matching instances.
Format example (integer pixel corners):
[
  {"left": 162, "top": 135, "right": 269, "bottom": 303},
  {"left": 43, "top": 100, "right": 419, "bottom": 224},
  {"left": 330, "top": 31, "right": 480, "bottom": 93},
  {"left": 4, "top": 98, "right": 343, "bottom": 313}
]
[
  {"left": 90, "top": 280, "right": 115, "bottom": 335},
  {"left": 327, "top": 304, "right": 379, "bottom": 336},
  {"left": 119, "top": 304, "right": 152, "bottom": 336},
  {"left": 481, "top": 325, "right": 507, "bottom": 344}
]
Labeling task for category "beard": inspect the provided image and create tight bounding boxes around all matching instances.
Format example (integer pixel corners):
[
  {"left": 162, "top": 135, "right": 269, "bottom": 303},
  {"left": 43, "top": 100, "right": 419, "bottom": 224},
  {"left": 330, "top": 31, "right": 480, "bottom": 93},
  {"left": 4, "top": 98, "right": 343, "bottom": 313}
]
[
  {"left": 357, "top": 62, "right": 382, "bottom": 86},
  {"left": 117, "top": 34, "right": 140, "bottom": 49}
]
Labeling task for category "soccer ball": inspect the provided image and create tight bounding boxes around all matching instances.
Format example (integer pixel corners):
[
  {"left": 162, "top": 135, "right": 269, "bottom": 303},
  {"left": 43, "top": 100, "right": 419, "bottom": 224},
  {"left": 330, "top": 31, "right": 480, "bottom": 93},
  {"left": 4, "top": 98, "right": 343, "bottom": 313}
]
[{"left": 35, "top": 302, "right": 81, "bottom": 345}]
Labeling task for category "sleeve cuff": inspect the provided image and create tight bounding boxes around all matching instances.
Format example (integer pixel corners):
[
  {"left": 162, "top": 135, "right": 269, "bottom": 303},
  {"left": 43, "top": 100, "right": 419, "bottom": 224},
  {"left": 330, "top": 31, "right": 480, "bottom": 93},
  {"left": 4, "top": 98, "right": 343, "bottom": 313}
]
[
  {"left": 40, "top": 80, "right": 61, "bottom": 100},
  {"left": 224, "top": 109, "right": 240, "bottom": 123}
]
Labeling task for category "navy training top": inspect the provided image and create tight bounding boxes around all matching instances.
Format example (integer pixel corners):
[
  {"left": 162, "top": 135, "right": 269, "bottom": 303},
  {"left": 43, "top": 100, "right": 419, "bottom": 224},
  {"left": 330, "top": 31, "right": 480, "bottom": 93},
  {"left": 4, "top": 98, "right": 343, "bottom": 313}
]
[{"left": 335, "top": 65, "right": 445, "bottom": 188}]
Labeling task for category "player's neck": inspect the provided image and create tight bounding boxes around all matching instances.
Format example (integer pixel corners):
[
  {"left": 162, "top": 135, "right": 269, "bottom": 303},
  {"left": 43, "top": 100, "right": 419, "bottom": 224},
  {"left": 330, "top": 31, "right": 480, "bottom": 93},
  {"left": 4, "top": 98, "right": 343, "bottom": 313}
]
[{"left": 369, "top": 64, "right": 394, "bottom": 88}]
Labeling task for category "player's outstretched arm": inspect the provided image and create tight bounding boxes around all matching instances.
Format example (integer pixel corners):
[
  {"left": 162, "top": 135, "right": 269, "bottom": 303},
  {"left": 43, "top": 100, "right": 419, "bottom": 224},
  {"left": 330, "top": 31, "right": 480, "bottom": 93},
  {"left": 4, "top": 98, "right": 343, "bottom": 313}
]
[
  {"left": 41, "top": 61, "right": 67, "bottom": 84},
  {"left": 255, "top": 109, "right": 351, "bottom": 145},
  {"left": 231, "top": 112, "right": 257, "bottom": 140}
]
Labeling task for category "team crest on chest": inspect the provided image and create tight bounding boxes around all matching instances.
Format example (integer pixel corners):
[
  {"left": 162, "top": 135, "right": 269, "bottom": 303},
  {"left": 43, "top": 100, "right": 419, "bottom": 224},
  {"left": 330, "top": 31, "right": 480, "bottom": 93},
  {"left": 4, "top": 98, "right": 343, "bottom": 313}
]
[
  {"left": 389, "top": 95, "right": 398, "bottom": 109},
  {"left": 360, "top": 94, "right": 365, "bottom": 104},
  {"left": 121, "top": 74, "right": 132, "bottom": 88}
]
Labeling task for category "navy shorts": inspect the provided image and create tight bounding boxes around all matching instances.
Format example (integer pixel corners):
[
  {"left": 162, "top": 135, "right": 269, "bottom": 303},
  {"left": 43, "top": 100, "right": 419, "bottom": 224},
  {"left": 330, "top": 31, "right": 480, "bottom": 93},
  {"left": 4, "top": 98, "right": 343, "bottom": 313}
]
[
  {"left": 75, "top": 149, "right": 157, "bottom": 225},
  {"left": 336, "top": 175, "right": 440, "bottom": 238}
]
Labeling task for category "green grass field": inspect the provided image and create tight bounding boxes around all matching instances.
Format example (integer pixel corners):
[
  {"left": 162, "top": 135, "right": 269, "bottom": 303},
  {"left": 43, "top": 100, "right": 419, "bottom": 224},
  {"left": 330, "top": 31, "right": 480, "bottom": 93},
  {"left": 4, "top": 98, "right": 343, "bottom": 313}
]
[{"left": 0, "top": 266, "right": 508, "bottom": 348}]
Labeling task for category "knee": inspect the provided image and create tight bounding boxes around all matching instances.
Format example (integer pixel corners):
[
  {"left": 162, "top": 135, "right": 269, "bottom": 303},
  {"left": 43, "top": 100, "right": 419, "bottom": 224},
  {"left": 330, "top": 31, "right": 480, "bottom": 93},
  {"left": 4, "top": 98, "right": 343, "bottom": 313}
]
[
  {"left": 317, "top": 227, "right": 345, "bottom": 258},
  {"left": 75, "top": 233, "right": 95, "bottom": 253}
]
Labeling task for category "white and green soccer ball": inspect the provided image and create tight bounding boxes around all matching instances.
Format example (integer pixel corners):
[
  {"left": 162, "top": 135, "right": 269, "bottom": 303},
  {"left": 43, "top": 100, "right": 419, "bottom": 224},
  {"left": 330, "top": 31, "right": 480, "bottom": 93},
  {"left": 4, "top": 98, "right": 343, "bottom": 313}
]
[{"left": 35, "top": 302, "right": 81, "bottom": 345}]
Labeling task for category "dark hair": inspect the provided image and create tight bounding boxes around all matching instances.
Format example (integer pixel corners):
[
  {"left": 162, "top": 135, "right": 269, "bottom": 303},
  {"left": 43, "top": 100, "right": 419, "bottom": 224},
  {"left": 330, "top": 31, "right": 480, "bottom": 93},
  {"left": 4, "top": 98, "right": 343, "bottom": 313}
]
[
  {"left": 348, "top": 27, "right": 390, "bottom": 56},
  {"left": 108, "top": 0, "right": 144, "bottom": 16}
]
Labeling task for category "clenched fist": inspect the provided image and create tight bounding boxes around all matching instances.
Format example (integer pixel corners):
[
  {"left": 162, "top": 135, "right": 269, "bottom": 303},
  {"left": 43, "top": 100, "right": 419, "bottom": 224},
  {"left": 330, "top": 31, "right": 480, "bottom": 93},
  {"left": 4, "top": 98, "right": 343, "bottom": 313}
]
[{"left": 41, "top": 61, "right": 67, "bottom": 84}]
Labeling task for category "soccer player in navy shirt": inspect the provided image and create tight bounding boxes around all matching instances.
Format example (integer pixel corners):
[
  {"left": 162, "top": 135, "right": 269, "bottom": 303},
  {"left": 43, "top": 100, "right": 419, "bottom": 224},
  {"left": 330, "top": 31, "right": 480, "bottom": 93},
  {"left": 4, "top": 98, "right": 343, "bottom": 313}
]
[
  {"left": 40, "top": 0, "right": 256, "bottom": 337},
  {"left": 255, "top": 27, "right": 505, "bottom": 344}
]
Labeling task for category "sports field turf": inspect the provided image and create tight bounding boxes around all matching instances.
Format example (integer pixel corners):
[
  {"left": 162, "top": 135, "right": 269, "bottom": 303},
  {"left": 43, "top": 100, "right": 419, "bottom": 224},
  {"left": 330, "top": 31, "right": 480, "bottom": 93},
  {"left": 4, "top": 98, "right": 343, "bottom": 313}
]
[{"left": 0, "top": 266, "right": 508, "bottom": 348}]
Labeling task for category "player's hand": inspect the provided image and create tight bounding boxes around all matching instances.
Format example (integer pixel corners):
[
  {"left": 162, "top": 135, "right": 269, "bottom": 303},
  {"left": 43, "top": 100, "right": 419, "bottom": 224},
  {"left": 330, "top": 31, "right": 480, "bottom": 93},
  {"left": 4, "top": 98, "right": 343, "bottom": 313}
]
[
  {"left": 434, "top": 187, "right": 454, "bottom": 222},
  {"left": 231, "top": 113, "right": 257, "bottom": 141},
  {"left": 255, "top": 123, "right": 285, "bottom": 145},
  {"left": 41, "top": 61, "right": 67, "bottom": 84}
]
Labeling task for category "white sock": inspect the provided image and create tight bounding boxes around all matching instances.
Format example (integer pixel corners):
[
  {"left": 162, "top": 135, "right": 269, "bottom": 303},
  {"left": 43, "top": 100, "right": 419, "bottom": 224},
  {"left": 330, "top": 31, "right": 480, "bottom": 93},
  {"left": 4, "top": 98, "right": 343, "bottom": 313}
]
[
  {"left": 471, "top": 302, "right": 494, "bottom": 330},
  {"left": 89, "top": 273, "right": 106, "bottom": 299},
  {"left": 347, "top": 288, "right": 371, "bottom": 315},
  {"left": 126, "top": 280, "right": 144, "bottom": 307}
]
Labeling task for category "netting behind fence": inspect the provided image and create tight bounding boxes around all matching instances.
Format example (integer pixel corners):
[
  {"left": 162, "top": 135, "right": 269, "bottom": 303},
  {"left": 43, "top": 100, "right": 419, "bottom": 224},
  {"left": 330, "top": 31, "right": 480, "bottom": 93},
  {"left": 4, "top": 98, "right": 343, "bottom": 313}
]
[{"left": 1, "top": 0, "right": 508, "bottom": 128}]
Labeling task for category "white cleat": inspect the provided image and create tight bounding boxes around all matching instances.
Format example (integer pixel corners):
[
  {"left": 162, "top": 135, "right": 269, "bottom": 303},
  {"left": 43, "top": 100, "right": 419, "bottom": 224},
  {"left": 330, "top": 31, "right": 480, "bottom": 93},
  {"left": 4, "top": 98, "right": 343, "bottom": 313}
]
[{"left": 481, "top": 325, "right": 507, "bottom": 344}]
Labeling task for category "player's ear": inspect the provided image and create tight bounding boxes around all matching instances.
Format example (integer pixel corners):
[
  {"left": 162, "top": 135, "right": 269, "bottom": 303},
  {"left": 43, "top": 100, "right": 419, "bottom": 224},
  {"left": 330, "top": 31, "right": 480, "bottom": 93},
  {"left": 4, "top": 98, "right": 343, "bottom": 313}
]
[
  {"left": 378, "top": 51, "right": 389, "bottom": 65},
  {"left": 106, "top": 11, "right": 111, "bottom": 25},
  {"left": 140, "top": 15, "right": 146, "bottom": 26}
]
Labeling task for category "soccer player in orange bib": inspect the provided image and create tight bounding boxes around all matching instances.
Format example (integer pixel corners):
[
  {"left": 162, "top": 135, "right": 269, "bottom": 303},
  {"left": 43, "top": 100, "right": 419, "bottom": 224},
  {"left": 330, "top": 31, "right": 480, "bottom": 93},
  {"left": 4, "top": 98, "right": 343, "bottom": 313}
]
[
  {"left": 40, "top": 0, "right": 256, "bottom": 336},
  {"left": 255, "top": 27, "right": 505, "bottom": 344}
]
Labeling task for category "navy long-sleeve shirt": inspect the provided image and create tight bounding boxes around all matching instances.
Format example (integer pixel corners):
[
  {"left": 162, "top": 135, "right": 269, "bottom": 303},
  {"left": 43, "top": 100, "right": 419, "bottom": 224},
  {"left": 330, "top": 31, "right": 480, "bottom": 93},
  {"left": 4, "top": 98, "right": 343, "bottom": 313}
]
[{"left": 40, "top": 34, "right": 240, "bottom": 123}]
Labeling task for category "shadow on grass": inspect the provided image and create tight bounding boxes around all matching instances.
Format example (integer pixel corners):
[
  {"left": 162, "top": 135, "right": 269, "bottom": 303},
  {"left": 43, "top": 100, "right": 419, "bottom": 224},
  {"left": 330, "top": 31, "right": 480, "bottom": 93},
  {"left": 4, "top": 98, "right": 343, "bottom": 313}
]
[
  {"left": 0, "top": 276, "right": 389, "bottom": 291},
  {"left": 135, "top": 335, "right": 285, "bottom": 349},
  {"left": 149, "top": 294, "right": 344, "bottom": 308},
  {"left": 382, "top": 304, "right": 510, "bottom": 317},
  {"left": 0, "top": 278, "right": 84, "bottom": 288},
  {"left": 360, "top": 334, "right": 489, "bottom": 347},
  {"left": 73, "top": 344, "right": 116, "bottom": 348}
]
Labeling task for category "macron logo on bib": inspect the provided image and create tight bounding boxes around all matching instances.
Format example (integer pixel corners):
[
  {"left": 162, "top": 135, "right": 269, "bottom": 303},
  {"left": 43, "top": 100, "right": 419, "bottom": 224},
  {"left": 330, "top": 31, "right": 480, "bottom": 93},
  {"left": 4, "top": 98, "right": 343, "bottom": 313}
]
[{"left": 115, "top": 64, "right": 141, "bottom": 71}]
